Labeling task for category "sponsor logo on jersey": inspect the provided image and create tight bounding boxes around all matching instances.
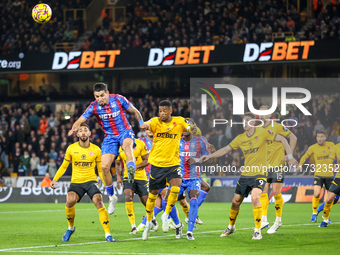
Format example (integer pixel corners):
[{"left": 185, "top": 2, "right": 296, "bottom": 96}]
[
  {"left": 156, "top": 133, "right": 178, "bottom": 139},
  {"left": 99, "top": 110, "right": 120, "bottom": 119}
]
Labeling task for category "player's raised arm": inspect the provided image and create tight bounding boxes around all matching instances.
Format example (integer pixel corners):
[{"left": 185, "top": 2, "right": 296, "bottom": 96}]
[
  {"left": 51, "top": 149, "right": 72, "bottom": 189},
  {"left": 199, "top": 145, "right": 233, "bottom": 162},
  {"left": 274, "top": 134, "right": 298, "bottom": 167},
  {"left": 126, "top": 103, "right": 145, "bottom": 128},
  {"left": 68, "top": 116, "right": 87, "bottom": 136}
]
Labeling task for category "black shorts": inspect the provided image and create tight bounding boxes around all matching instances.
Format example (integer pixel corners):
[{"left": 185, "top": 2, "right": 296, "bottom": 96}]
[
  {"left": 314, "top": 176, "right": 333, "bottom": 190},
  {"left": 178, "top": 191, "right": 186, "bottom": 201},
  {"left": 123, "top": 179, "right": 149, "bottom": 197},
  {"left": 329, "top": 178, "right": 340, "bottom": 195},
  {"left": 68, "top": 181, "right": 101, "bottom": 202},
  {"left": 267, "top": 168, "right": 285, "bottom": 183},
  {"left": 235, "top": 175, "right": 267, "bottom": 198},
  {"left": 149, "top": 165, "right": 182, "bottom": 191}
]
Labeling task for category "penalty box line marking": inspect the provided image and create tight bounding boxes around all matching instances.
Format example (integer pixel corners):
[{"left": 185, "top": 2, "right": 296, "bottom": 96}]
[{"left": 1, "top": 222, "right": 339, "bottom": 252}]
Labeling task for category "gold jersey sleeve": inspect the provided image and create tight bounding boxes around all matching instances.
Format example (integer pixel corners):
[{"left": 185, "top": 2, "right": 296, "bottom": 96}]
[
  {"left": 330, "top": 143, "right": 340, "bottom": 178},
  {"left": 54, "top": 142, "right": 101, "bottom": 183},
  {"left": 146, "top": 116, "right": 190, "bottom": 167},
  {"left": 229, "top": 127, "right": 277, "bottom": 177},
  {"left": 299, "top": 142, "right": 334, "bottom": 177},
  {"left": 261, "top": 122, "right": 291, "bottom": 168},
  {"left": 118, "top": 139, "right": 148, "bottom": 181}
]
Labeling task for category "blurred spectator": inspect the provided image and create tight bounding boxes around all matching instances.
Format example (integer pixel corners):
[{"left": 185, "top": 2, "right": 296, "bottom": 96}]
[
  {"left": 29, "top": 109, "right": 40, "bottom": 130},
  {"left": 20, "top": 150, "right": 31, "bottom": 175},
  {"left": 39, "top": 115, "right": 48, "bottom": 134},
  {"left": 12, "top": 148, "right": 21, "bottom": 174},
  {"left": 30, "top": 152, "right": 40, "bottom": 174},
  {"left": 41, "top": 173, "right": 52, "bottom": 187},
  {"left": 0, "top": 136, "right": 9, "bottom": 169},
  {"left": 47, "top": 159, "right": 57, "bottom": 178},
  {"left": 17, "top": 161, "right": 28, "bottom": 176},
  {"left": 329, "top": 130, "right": 338, "bottom": 144},
  {"left": 47, "top": 114, "right": 58, "bottom": 128},
  {"left": 48, "top": 148, "right": 58, "bottom": 161},
  {"left": 37, "top": 158, "right": 48, "bottom": 176}
]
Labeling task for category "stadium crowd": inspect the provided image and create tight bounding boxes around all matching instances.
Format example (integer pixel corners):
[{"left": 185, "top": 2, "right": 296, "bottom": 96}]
[
  {"left": 1, "top": 92, "right": 340, "bottom": 179},
  {"left": 0, "top": 0, "right": 90, "bottom": 55},
  {"left": 86, "top": 0, "right": 340, "bottom": 51},
  {"left": 1, "top": 0, "right": 339, "bottom": 55}
]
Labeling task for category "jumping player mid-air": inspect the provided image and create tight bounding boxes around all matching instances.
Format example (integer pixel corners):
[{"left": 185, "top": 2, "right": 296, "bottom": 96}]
[{"left": 69, "top": 83, "right": 144, "bottom": 215}]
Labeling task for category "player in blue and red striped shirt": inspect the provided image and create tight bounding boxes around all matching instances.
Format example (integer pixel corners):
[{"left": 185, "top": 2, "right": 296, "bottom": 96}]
[
  {"left": 179, "top": 128, "right": 211, "bottom": 240},
  {"left": 69, "top": 83, "right": 145, "bottom": 215}
]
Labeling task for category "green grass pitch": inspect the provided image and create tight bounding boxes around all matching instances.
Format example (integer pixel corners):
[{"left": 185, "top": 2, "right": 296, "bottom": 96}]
[{"left": 0, "top": 202, "right": 339, "bottom": 254}]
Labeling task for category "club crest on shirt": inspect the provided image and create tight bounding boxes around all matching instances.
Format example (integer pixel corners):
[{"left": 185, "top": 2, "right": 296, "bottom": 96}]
[
  {"left": 249, "top": 141, "right": 253, "bottom": 146},
  {"left": 191, "top": 143, "right": 195, "bottom": 148},
  {"left": 110, "top": 102, "right": 116, "bottom": 108},
  {"left": 167, "top": 128, "right": 171, "bottom": 131},
  {"left": 81, "top": 154, "right": 86, "bottom": 159}
]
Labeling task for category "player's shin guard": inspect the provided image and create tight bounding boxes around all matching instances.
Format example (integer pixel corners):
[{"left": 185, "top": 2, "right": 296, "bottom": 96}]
[
  {"left": 323, "top": 202, "right": 333, "bottom": 221},
  {"left": 260, "top": 193, "right": 269, "bottom": 217},
  {"left": 229, "top": 208, "right": 239, "bottom": 226},
  {"left": 253, "top": 206, "right": 262, "bottom": 229},
  {"left": 106, "top": 183, "right": 114, "bottom": 197},
  {"left": 146, "top": 193, "right": 157, "bottom": 221},
  {"left": 312, "top": 197, "right": 320, "bottom": 214},
  {"left": 198, "top": 190, "right": 208, "bottom": 207},
  {"left": 98, "top": 207, "right": 110, "bottom": 234},
  {"left": 125, "top": 201, "right": 135, "bottom": 226},
  {"left": 317, "top": 202, "right": 325, "bottom": 214},
  {"left": 188, "top": 198, "right": 199, "bottom": 232},
  {"left": 274, "top": 194, "right": 283, "bottom": 218},
  {"left": 163, "top": 199, "right": 180, "bottom": 225},
  {"left": 65, "top": 205, "right": 75, "bottom": 228},
  {"left": 182, "top": 204, "right": 190, "bottom": 219},
  {"left": 165, "top": 186, "right": 180, "bottom": 215}
]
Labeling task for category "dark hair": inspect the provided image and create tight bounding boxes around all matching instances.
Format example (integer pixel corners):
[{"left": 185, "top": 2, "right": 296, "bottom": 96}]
[
  {"left": 159, "top": 100, "right": 172, "bottom": 108},
  {"left": 316, "top": 130, "right": 326, "bottom": 136},
  {"left": 243, "top": 112, "right": 256, "bottom": 119},
  {"left": 93, "top": 83, "right": 108, "bottom": 92},
  {"left": 79, "top": 123, "right": 90, "bottom": 130}
]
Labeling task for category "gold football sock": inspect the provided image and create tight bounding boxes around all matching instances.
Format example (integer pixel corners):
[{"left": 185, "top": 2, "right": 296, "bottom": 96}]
[
  {"left": 182, "top": 204, "right": 190, "bottom": 219},
  {"left": 260, "top": 193, "right": 269, "bottom": 216},
  {"left": 125, "top": 201, "right": 135, "bottom": 226},
  {"left": 312, "top": 197, "right": 319, "bottom": 214},
  {"left": 98, "top": 207, "right": 110, "bottom": 234},
  {"left": 253, "top": 206, "right": 262, "bottom": 229},
  {"left": 229, "top": 208, "right": 239, "bottom": 226},
  {"left": 146, "top": 193, "right": 157, "bottom": 221},
  {"left": 65, "top": 205, "right": 75, "bottom": 228},
  {"left": 165, "top": 186, "right": 180, "bottom": 215},
  {"left": 274, "top": 194, "right": 283, "bottom": 217}
]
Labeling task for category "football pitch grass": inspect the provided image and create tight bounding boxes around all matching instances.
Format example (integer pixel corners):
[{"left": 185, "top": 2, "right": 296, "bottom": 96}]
[{"left": 1, "top": 202, "right": 339, "bottom": 254}]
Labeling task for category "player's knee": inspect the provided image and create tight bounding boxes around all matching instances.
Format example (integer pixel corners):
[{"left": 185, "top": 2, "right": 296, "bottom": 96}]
[
  {"left": 148, "top": 192, "right": 158, "bottom": 202},
  {"left": 170, "top": 186, "right": 180, "bottom": 195},
  {"left": 125, "top": 193, "right": 133, "bottom": 202},
  {"left": 232, "top": 199, "right": 241, "bottom": 207}
]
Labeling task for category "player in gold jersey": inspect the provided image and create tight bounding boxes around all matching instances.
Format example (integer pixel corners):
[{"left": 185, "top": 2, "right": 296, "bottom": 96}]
[
  {"left": 319, "top": 143, "right": 340, "bottom": 227},
  {"left": 258, "top": 105, "right": 297, "bottom": 233},
  {"left": 297, "top": 130, "right": 334, "bottom": 222},
  {"left": 140, "top": 100, "right": 200, "bottom": 240},
  {"left": 116, "top": 139, "right": 152, "bottom": 234},
  {"left": 51, "top": 123, "right": 114, "bottom": 242},
  {"left": 200, "top": 112, "right": 298, "bottom": 240}
]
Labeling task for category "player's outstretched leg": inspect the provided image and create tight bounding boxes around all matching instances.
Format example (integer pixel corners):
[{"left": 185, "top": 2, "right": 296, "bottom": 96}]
[
  {"left": 311, "top": 196, "right": 320, "bottom": 222},
  {"left": 267, "top": 194, "right": 283, "bottom": 234},
  {"left": 221, "top": 194, "right": 241, "bottom": 237},
  {"left": 252, "top": 188, "right": 263, "bottom": 240},
  {"left": 187, "top": 197, "right": 199, "bottom": 240},
  {"left": 106, "top": 183, "right": 118, "bottom": 215},
  {"left": 63, "top": 205, "right": 76, "bottom": 241},
  {"left": 143, "top": 191, "right": 157, "bottom": 240},
  {"left": 260, "top": 192, "right": 269, "bottom": 229},
  {"left": 93, "top": 194, "right": 115, "bottom": 242},
  {"left": 196, "top": 178, "right": 210, "bottom": 225},
  {"left": 63, "top": 192, "right": 78, "bottom": 241},
  {"left": 163, "top": 186, "right": 180, "bottom": 233}
]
